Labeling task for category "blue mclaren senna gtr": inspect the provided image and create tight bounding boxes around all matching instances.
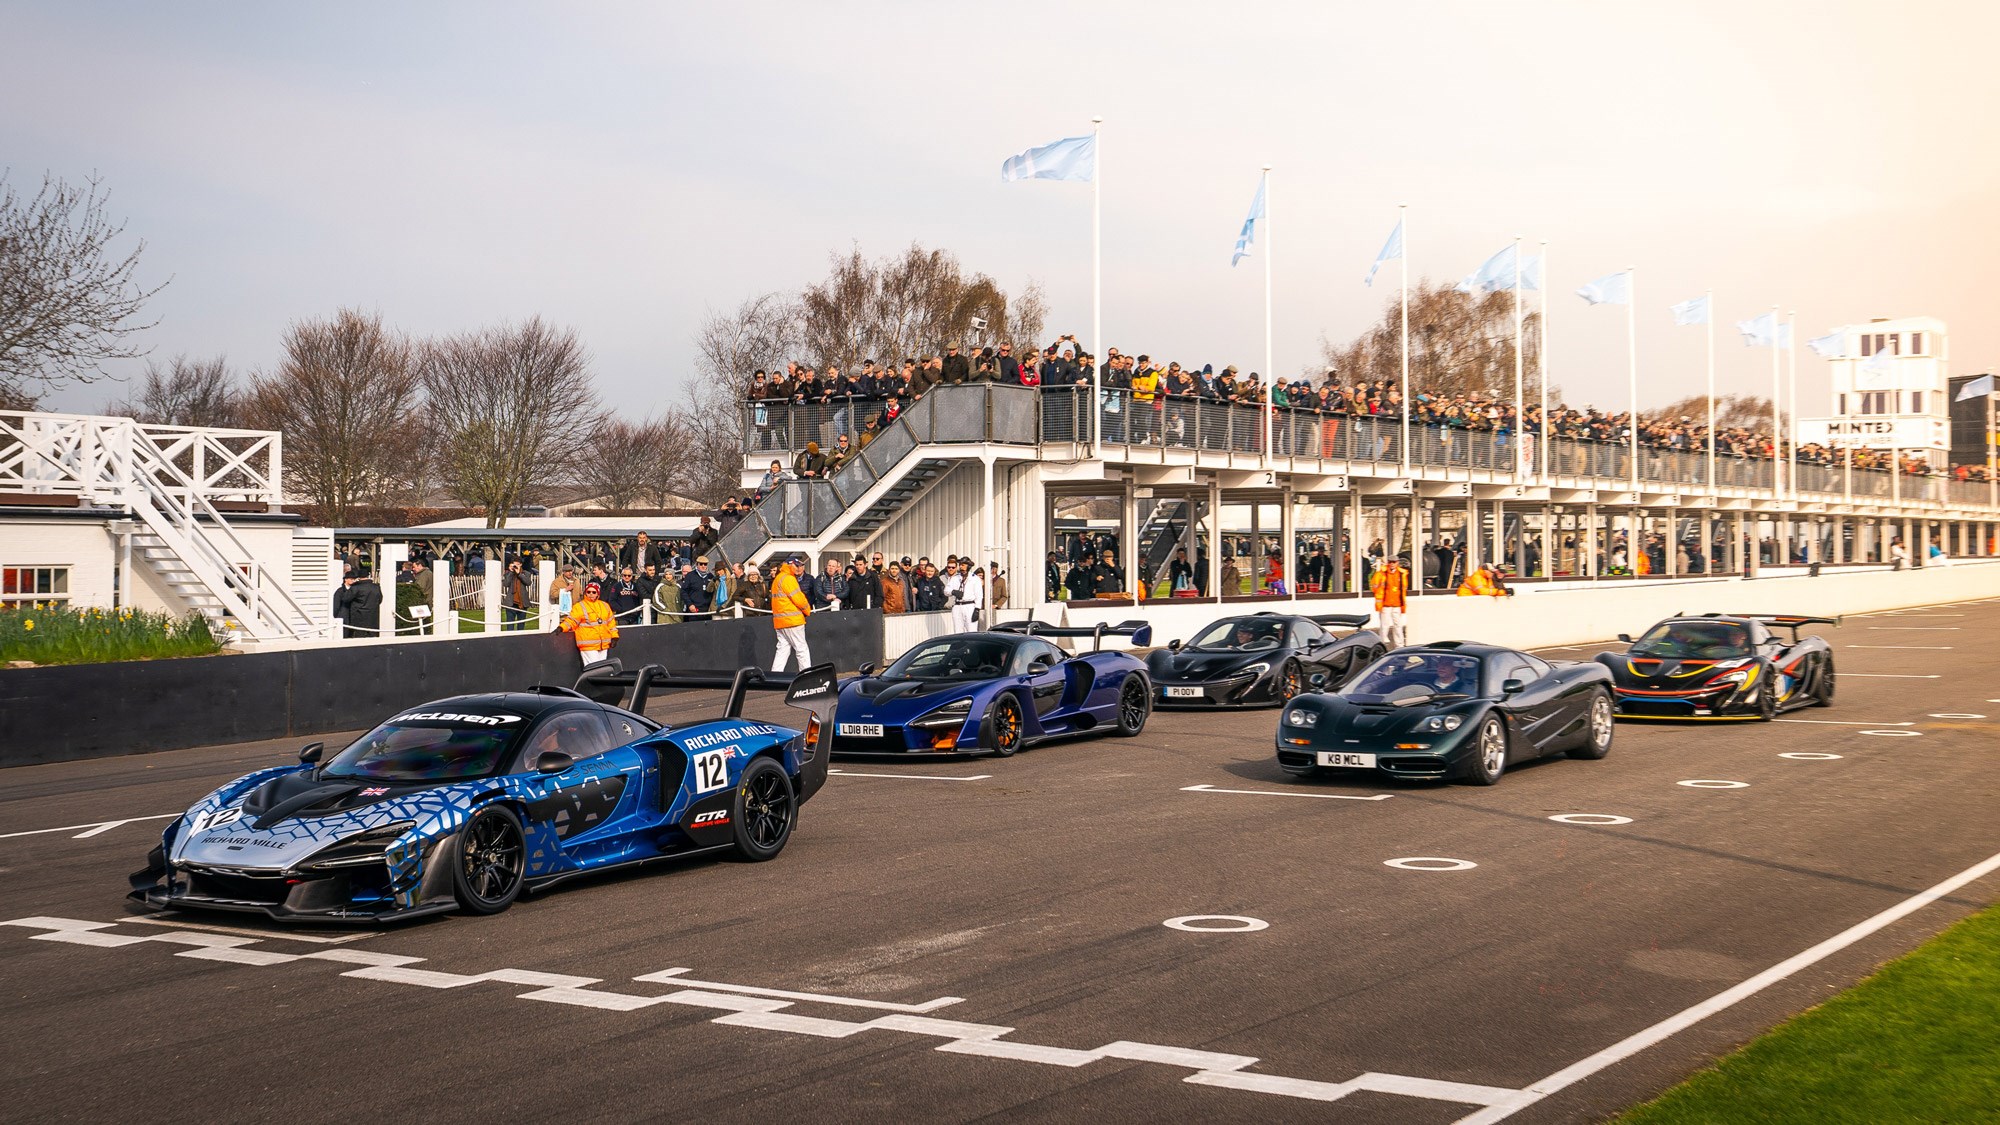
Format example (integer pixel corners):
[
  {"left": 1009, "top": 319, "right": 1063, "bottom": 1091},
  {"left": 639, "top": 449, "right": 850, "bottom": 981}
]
[{"left": 128, "top": 661, "right": 839, "bottom": 923}]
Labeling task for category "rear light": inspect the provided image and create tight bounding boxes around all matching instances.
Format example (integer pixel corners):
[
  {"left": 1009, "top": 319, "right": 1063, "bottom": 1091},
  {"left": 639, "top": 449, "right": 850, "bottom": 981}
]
[{"left": 805, "top": 716, "right": 820, "bottom": 743}]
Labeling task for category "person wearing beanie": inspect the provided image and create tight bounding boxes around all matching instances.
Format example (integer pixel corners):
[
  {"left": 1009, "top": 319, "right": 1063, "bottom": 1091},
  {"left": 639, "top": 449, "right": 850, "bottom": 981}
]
[{"left": 560, "top": 580, "right": 619, "bottom": 666}]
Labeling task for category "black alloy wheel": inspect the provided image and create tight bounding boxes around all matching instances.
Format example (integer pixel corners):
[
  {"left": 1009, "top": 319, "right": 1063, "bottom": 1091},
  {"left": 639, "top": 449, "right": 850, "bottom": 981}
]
[
  {"left": 984, "top": 694, "right": 1025, "bottom": 756},
  {"left": 1756, "top": 665, "right": 1778, "bottom": 721},
  {"left": 1114, "top": 676, "right": 1151, "bottom": 736},
  {"left": 1277, "top": 660, "right": 1304, "bottom": 703},
  {"left": 1461, "top": 715, "right": 1508, "bottom": 786},
  {"left": 730, "top": 757, "right": 795, "bottom": 861},
  {"left": 1568, "top": 689, "right": 1615, "bottom": 760},
  {"left": 452, "top": 804, "right": 526, "bottom": 914},
  {"left": 1813, "top": 656, "right": 1837, "bottom": 707}
]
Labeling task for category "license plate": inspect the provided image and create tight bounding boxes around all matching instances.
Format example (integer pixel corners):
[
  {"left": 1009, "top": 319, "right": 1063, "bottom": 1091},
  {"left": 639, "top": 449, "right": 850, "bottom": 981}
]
[
  {"left": 1165, "top": 686, "right": 1203, "bottom": 699},
  {"left": 837, "top": 723, "right": 883, "bottom": 737},
  {"left": 1316, "top": 751, "right": 1376, "bottom": 768}
]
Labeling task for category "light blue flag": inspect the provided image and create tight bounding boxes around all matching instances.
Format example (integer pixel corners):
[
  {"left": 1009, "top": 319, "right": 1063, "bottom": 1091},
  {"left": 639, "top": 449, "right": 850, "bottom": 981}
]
[
  {"left": 1517, "top": 254, "right": 1544, "bottom": 292},
  {"left": 1776, "top": 323, "right": 1794, "bottom": 349},
  {"left": 1669, "top": 295, "right": 1710, "bottom": 325},
  {"left": 1736, "top": 311, "right": 1781, "bottom": 347},
  {"left": 1576, "top": 271, "right": 1631, "bottom": 306},
  {"left": 1955, "top": 373, "right": 1995, "bottom": 402},
  {"left": 1807, "top": 332, "right": 1844, "bottom": 358},
  {"left": 1861, "top": 347, "right": 1897, "bottom": 376},
  {"left": 1231, "top": 178, "right": 1267, "bottom": 267},
  {"left": 1455, "top": 244, "right": 1518, "bottom": 293},
  {"left": 1363, "top": 218, "right": 1403, "bottom": 286},
  {"left": 1000, "top": 135, "right": 1095, "bottom": 182}
]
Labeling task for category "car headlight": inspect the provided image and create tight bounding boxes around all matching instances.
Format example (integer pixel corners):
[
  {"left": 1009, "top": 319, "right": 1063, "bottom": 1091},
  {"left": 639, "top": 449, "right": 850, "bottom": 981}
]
[
  {"left": 1708, "top": 667, "right": 1753, "bottom": 687},
  {"left": 188, "top": 806, "right": 243, "bottom": 833},
  {"left": 1242, "top": 663, "right": 1271, "bottom": 677},
  {"left": 912, "top": 699, "right": 974, "bottom": 730},
  {"left": 1420, "top": 714, "right": 1465, "bottom": 732},
  {"left": 1285, "top": 709, "right": 1318, "bottom": 727}
]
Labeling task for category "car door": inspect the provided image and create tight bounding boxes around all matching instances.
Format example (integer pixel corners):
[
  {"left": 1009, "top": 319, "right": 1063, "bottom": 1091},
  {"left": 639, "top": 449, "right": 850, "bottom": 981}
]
[
  {"left": 1491, "top": 655, "right": 1566, "bottom": 756},
  {"left": 519, "top": 708, "right": 635, "bottom": 846},
  {"left": 1289, "top": 621, "right": 1336, "bottom": 685},
  {"left": 1018, "top": 639, "right": 1068, "bottom": 720}
]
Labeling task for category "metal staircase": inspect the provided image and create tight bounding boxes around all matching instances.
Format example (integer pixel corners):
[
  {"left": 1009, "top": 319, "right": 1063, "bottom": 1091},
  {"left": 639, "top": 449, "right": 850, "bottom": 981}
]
[
  {"left": 2, "top": 411, "right": 328, "bottom": 639},
  {"left": 835, "top": 457, "right": 953, "bottom": 545}
]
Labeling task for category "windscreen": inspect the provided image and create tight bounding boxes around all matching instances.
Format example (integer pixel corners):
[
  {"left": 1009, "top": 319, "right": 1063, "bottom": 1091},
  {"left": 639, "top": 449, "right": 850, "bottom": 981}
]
[
  {"left": 322, "top": 712, "right": 525, "bottom": 782},
  {"left": 1345, "top": 652, "right": 1483, "bottom": 700},
  {"left": 884, "top": 638, "right": 1015, "bottom": 681},
  {"left": 1630, "top": 621, "right": 1751, "bottom": 660},
  {"left": 1187, "top": 618, "right": 1286, "bottom": 652}
]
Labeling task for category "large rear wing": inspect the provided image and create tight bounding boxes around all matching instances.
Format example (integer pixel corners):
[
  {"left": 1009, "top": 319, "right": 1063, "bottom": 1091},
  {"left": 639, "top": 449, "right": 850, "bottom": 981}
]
[
  {"left": 992, "top": 618, "right": 1154, "bottom": 650},
  {"left": 1307, "top": 613, "right": 1373, "bottom": 630},
  {"left": 1682, "top": 612, "right": 1842, "bottom": 642},
  {"left": 569, "top": 660, "right": 838, "bottom": 802}
]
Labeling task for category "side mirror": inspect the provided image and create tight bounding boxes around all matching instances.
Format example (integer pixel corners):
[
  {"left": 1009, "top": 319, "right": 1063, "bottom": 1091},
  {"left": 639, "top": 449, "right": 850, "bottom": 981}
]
[
  {"left": 534, "top": 750, "right": 575, "bottom": 774},
  {"left": 1616, "top": 633, "right": 1632, "bottom": 643},
  {"left": 1308, "top": 672, "right": 1329, "bottom": 688},
  {"left": 1168, "top": 639, "right": 1182, "bottom": 652},
  {"left": 859, "top": 661, "right": 877, "bottom": 676},
  {"left": 1501, "top": 678, "right": 1526, "bottom": 695},
  {"left": 298, "top": 742, "right": 323, "bottom": 764}
]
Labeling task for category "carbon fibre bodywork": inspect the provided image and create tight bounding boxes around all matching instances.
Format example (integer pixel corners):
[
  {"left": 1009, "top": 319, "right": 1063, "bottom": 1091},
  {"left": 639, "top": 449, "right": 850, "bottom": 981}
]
[
  {"left": 1594, "top": 614, "right": 1837, "bottom": 721},
  {"left": 1148, "top": 613, "right": 1384, "bottom": 708}
]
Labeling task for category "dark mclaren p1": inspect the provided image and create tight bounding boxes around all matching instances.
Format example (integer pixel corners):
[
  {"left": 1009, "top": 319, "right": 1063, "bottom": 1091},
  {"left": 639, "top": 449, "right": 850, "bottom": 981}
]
[
  {"left": 1595, "top": 613, "right": 1838, "bottom": 721},
  {"left": 1276, "top": 643, "right": 1616, "bottom": 785},
  {"left": 1148, "top": 613, "right": 1386, "bottom": 708}
]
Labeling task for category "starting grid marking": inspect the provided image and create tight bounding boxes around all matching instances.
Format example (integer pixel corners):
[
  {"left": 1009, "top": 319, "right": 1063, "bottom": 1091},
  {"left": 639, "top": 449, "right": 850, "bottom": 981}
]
[
  {"left": 0, "top": 916, "right": 1518, "bottom": 1113},
  {"left": 0, "top": 814, "right": 179, "bottom": 842}
]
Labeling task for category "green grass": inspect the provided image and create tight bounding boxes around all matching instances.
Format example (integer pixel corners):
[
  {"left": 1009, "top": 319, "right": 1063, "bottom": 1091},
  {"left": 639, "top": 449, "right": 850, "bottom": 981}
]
[
  {"left": 1618, "top": 902, "right": 2000, "bottom": 1124},
  {"left": 0, "top": 604, "right": 222, "bottom": 666}
]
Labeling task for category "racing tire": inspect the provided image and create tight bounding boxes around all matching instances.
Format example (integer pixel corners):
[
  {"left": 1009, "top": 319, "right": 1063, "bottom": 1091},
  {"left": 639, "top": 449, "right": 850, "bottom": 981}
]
[
  {"left": 1114, "top": 676, "right": 1151, "bottom": 736},
  {"left": 1813, "top": 656, "right": 1836, "bottom": 707},
  {"left": 1460, "top": 715, "right": 1507, "bottom": 786},
  {"left": 1568, "top": 690, "right": 1615, "bottom": 760},
  {"left": 1277, "top": 660, "right": 1304, "bottom": 703},
  {"left": 729, "top": 757, "right": 795, "bottom": 862},
  {"left": 452, "top": 804, "right": 526, "bottom": 915},
  {"left": 1756, "top": 665, "right": 1778, "bottom": 721},
  {"left": 982, "top": 694, "right": 1026, "bottom": 757}
]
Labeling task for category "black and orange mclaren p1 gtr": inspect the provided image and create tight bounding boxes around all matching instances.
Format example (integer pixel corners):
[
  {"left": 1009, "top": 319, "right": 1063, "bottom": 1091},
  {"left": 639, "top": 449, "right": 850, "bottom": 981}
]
[{"left": 1594, "top": 613, "right": 1837, "bottom": 721}]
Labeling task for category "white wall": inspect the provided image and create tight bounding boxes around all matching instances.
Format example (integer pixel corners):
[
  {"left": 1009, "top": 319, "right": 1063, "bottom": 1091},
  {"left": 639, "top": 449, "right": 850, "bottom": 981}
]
[{"left": 1040, "top": 561, "right": 2000, "bottom": 654}]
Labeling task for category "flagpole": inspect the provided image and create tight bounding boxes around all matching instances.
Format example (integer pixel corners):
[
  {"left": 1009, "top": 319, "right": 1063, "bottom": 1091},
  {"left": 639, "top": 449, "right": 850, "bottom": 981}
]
[
  {"left": 1262, "top": 166, "right": 1274, "bottom": 463},
  {"left": 1512, "top": 235, "right": 1524, "bottom": 479},
  {"left": 1769, "top": 304, "right": 1782, "bottom": 497},
  {"left": 1090, "top": 115, "right": 1103, "bottom": 455},
  {"left": 1787, "top": 309, "right": 1799, "bottom": 500},
  {"left": 1627, "top": 267, "right": 1639, "bottom": 496},
  {"left": 1538, "top": 240, "right": 1550, "bottom": 483},
  {"left": 1704, "top": 289, "right": 1716, "bottom": 495},
  {"left": 1398, "top": 204, "right": 1410, "bottom": 475}
]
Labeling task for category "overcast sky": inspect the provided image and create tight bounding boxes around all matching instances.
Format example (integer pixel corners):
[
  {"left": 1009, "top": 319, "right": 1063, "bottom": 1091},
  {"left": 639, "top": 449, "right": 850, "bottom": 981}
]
[{"left": 8, "top": 0, "right": 1997, "bottom": 419}]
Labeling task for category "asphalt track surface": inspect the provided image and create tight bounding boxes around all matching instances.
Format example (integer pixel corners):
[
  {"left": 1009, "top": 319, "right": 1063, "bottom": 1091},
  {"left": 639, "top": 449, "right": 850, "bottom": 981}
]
[{"left": 4, "top": 599, "right": 1998, "bottom": 1124}]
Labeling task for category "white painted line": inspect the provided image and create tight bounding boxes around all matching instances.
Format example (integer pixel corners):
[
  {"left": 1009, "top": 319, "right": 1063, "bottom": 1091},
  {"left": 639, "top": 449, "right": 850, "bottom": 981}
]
[
  {"left": 1384, "top": 857, "right": 1478, "bottom": 871},
  {"left": 1863, "top": 613, "right": 1965, "bottom": 618},
  {"left": 1454, "top": 847, "right": 2000, "bottom": 1124},
  {"left": 1163, "top": 915, "right": 1269, "bottom": 933},
  {"left": 1860, "top": 729, "right": 1924, "bottom": 738},
  {"left": 1677, "top": 779, "right": 1749, "bottom": 789},
  {"left": 1864, "top": 627, "right": 1960, "bottom": 631},
  {"left": 631, "top": 968, "right": 964, "bottom": 1013},
  {"left": 1775, "top": 719, "right": 1911, "bottom": 727},
  {"left": 1929, "top": 713, "right": 1986, "bottom": 719},
  {"left": 1845, "top": 674, "right": 1942, "bottom": 679},
  {"left": 0, "top": 916, "right": 1508, "bottom": 1111},
  {"left": 127, "top": 916, "right": 378, "bottom": 945},
  {"left": 0, "top": 813, "right": 179, "bottom": 841},
  {"left": 1181, "top": 784, "right": 1393, "bottom": 802},
  {"left": 1548, "top": 814, "right": 1633, "bottom": 826},
  {"left": 827, "top": 770, "right": 992, "bottom": 782},
  {"left": 1846, "top": 645, "right": 1953, "bottom": 650}
]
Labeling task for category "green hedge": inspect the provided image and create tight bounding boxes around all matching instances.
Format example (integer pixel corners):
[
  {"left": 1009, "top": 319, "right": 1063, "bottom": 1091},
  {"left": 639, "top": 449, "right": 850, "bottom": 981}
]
[{"left": 0, "top": 605, "right": 222, "bottom": 667}]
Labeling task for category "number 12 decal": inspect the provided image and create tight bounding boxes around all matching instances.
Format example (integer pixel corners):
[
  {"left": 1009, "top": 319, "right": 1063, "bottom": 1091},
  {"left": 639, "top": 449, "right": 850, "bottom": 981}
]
[{"left": 693, "top": 750, "right": 729, "bottom": 794}]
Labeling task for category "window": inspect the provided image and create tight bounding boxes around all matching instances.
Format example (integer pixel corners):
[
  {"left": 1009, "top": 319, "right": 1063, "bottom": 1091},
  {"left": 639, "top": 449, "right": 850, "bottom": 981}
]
[
  {"left": 1859, "top": 391, "right": 1888, "bottom": 415},
  {"left": 1860, "top": 336, "right": 1873, "bottom": 357},
  {"left": 1, "top": 565, "right": 70, "bottom": 605},
  {"left": 1837, "top": 393, "right": 1846, "bottom": 415},
  {"left": 1910, "top": 332, "right": 1924, "bottom": 355},
  {"left": 1911, "top": 391, "right": 1925, "bottom": 415},
  {"left": 519, "top": 709, "right": 616, "bottom": 770},
  {"left": 1890, "top": 333, "right": 1902, "bottom": 356}
]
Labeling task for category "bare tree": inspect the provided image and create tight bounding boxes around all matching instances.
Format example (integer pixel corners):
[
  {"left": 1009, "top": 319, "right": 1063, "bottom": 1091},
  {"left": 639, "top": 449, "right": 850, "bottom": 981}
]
[
  {"left": 424, "top": 317, "right": 600, "bottom": 529},
  {"left": 1321, "top": 280, "right": 1543, "bottom": 401},
  {"left": 798, "top": 243, "right": 1035, "bottom": 370},
  {"left": 242, "top": 310, "right": 421, "bottom": 526},
  {"left": 577, "top": 415, "right": 682, "bottom": 509},
  {"left": 0, "top": 172, "right": 169, "bottom": 403},
  {"left": 675, "top": 377, "right": 750, "bottom": 505},
  {"left": 107, "top": 355, "right": 239, "bottom": 427},
  {"left": 1650, "top": 392, "right": 1785, "bottom": 431}
]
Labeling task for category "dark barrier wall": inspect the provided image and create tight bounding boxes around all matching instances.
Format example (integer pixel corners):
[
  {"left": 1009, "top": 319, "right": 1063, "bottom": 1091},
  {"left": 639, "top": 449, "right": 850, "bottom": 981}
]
[{"left": 0, "top": 611, "right": 883, "bottom": 768}]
